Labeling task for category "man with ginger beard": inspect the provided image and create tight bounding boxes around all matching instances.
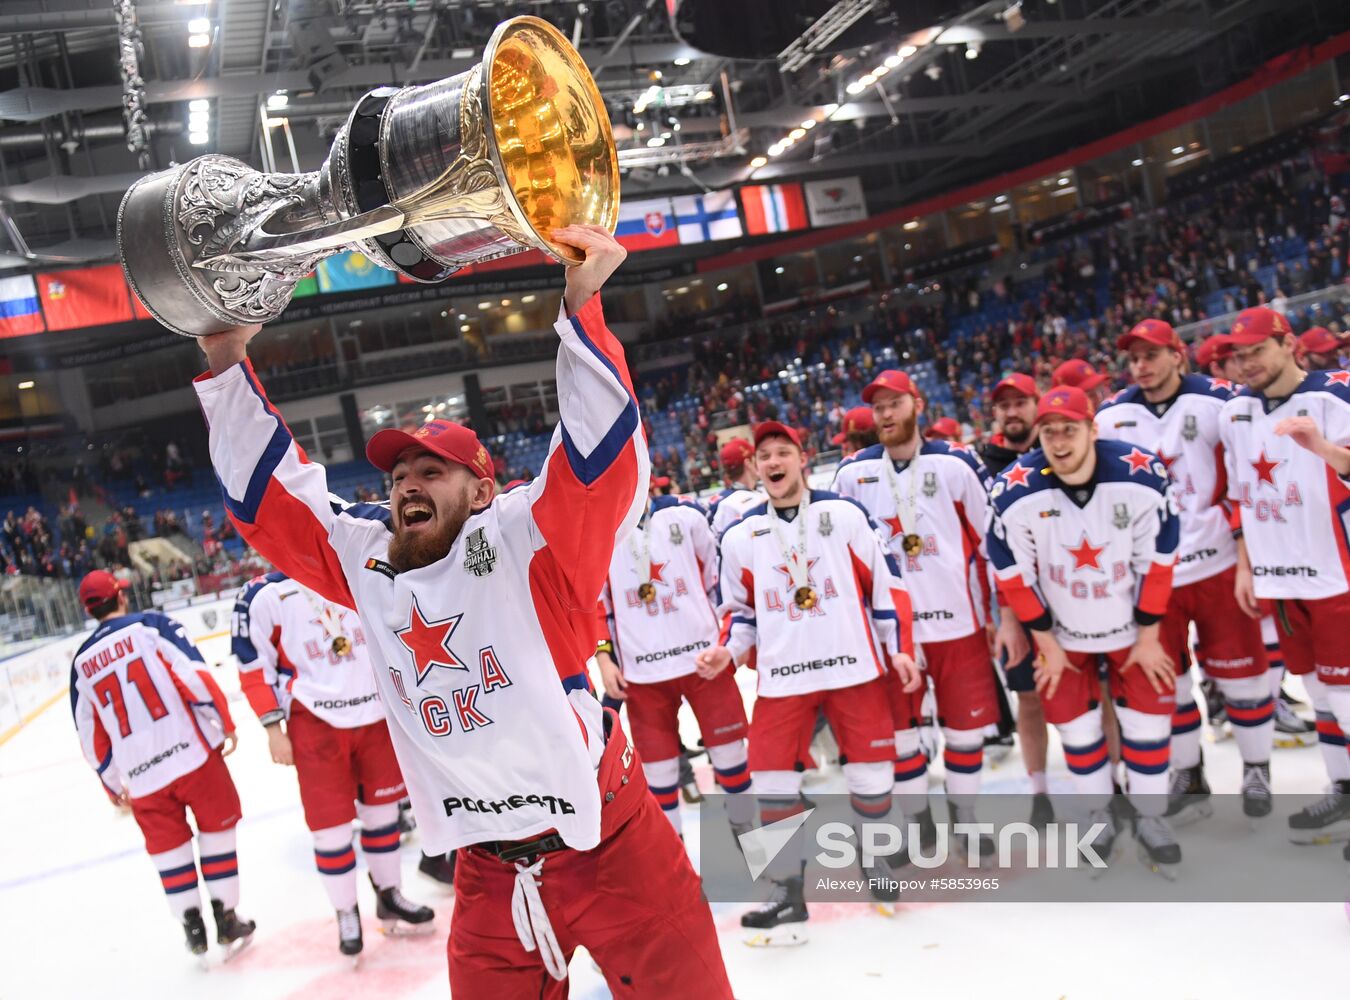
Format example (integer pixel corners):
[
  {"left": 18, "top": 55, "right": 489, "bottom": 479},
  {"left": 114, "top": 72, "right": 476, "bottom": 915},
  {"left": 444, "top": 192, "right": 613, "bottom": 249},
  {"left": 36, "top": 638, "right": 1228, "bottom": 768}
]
[
  {"left": 1297, "top": 327, "right": 1346, "bottom": 372},
  {"left": 191, "top": 225, "right": 732, "bottom": 996}
]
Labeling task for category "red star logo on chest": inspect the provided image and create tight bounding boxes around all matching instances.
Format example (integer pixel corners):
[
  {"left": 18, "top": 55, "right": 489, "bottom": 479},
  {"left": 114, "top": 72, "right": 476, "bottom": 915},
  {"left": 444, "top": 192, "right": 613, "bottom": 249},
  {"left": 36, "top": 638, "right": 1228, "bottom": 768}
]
[
  {"left": 395, "top": 595, "right": 466, "bottom": 685},
  {"left": 882, "top": 514, "right": 904, "bottom": 539},
  {"left": 1065, "top": 534, "right": 1106, "bottom": 572},
  {"left": 1002, "top": 464, "right": 1032, "bottom": 489},
  {"left": 646, "top": 560, "right": 667, "bottom": 585},
  {"left": 1120, "top": 447, "right": 1155, "bottom": 475},
  {"left": 1327, "top": 371, "right": 1350, "bottom": 387},
  {"left": 774, "top": 557, "right": 819, "bottom": 588},
  {"left": 1250, "top": 449, "right": 1282, "bottom": 489},
  {"left": 1210, "top": 377, "right": 1234, "bottom": 392},
  {"left": 1156, "top": 449, "right": 1179, "bottom": 471},
  {"left": 947, "top": 442, "right": 972, "bottom": 453}
]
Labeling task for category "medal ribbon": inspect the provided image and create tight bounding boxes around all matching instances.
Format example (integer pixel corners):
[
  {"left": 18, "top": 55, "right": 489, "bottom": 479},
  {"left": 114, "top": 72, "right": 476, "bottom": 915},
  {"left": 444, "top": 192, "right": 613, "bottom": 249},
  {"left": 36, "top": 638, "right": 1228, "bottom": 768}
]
[
  {"left": 768, "top": 492, "right": 812, "bottom": 594},
  {"left": 882, "top": 455, "right": 921, "bottom": 538},
  {"left": 627, "top": 503, "right": 653, "bottom": 586}
]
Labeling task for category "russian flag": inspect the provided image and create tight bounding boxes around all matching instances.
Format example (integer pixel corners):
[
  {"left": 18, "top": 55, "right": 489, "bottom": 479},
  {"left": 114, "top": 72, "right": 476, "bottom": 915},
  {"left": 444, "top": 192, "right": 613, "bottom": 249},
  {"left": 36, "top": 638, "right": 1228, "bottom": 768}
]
[
  {"left": 615, "top": 197, "right": 679, "bottom": 251},
  {"left": 674, "top": 192, "right": 743, "bottom": 244},
  {"left": 0, "top": 274, "right": 43, "bottom": 338},
  {"left": 740, "top": 183, "right": 809, "bottom": 235}
]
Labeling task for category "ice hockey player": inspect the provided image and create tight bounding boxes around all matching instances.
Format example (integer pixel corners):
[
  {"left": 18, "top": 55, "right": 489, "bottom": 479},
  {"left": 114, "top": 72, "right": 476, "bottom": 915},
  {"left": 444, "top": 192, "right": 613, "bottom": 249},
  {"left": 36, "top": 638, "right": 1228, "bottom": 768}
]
[
  {"left": 596, "top": 492, "right": 753, "bottom": 840},
  {"left": 1097, "top": 320, "right": 1275, "bottom": 822},
  {"left": 193, "top": 225, "right": 733, "bottom": 994},
  {"left": 986, "top": 386, "right": 1184, "bottom": 877},
  {"left": 233, "top": 571, "right": 435, "bottom": 957},
  {"left": 706, "top": 436, "right": 766, "bottom": 537},
  {"left": 1217, "top": 307, "right": 1350, "bottom": 855},
  {"left": 697, "top": 420, "right": 922, "bottom": 936},
  {"left": 70, "top": 570, "right": 255, "bottom": 958}
]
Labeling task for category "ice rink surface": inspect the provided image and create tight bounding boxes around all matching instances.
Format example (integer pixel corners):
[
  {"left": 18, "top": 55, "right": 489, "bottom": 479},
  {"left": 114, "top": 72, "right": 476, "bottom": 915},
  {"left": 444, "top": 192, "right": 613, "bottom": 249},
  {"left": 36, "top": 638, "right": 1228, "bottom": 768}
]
[{"left": 3, "top": 631, "right": 1346, "bottom": 1000}]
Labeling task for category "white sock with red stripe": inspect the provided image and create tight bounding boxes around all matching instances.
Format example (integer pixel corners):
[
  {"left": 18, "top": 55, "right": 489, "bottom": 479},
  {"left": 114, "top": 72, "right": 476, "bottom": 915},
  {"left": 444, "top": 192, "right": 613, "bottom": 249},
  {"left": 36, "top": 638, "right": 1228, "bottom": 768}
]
[
  {"left": 1316, "top": 678, "right": 1350, "bottom": 776},
  {"left": 1305, "top": 674, "right": 1350, "bottom": 782},
  {"left": 357, "top": 801, "right": 402, "bottom": 890},
  {"left": 312, "top": 824, "right": 358, "bottom": 910},
  {"left": 644, "top": 757, "right": 683, "bottom": 835},
  {"left": 751, "top": 770, "right": 806, "bottom": 880},
  {"left": 1170, "top": 671, "right": 1203, "bottom": 770},
  {"left": 940, "top": 727, "right": 984, "bottom": 797},
  {"left": 151, "top": 841, "right": 201, "bottom": 920},
  {"left": 1216, "top": 675, "right": 1274, "bottom": 764},
  {"left": 892, "top": 727, "right": 930, "bottom": 807},
  {"left": 1118, "top": 708, "right": 1171, "bottom": 818},
  {"left": 708, "top": 741, "right": 755, "bottom": 827},
  {"left": 197, "top": 829, "right": 240, "bottom": 910},
  {"left": 1056, "top": 710, "right": 1112, "bottom": 799}
]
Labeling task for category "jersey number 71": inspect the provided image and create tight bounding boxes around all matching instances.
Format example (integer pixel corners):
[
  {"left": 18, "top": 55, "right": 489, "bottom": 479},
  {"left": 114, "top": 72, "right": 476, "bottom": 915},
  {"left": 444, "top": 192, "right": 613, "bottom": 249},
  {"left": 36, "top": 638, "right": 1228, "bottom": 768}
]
[{"left": 94, "top": 658, "right": 169, "bottom": 738}]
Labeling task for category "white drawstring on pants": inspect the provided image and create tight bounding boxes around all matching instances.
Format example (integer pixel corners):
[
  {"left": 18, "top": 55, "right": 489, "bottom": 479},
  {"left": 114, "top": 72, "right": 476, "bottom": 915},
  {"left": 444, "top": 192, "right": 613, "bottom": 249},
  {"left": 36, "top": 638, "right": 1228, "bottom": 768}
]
[{"left": 510, "top": 857, "right": 567, "bottom": 981}]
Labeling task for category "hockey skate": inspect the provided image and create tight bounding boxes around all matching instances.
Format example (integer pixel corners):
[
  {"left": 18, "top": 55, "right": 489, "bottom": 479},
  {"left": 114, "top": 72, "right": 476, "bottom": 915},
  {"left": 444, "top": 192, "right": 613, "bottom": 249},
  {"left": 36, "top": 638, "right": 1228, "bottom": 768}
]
[
  {"left": 1164, "top": 763, "right": 1214, "bottom": 827},
  {"left": 1133, "top": 815, "right": 1181, "bottom": 881},
  {"left": 1083, "top": 808, "right": 1118, "bottom": 878},
  {"left": 182, "top": 906, "right": 208, "bottom": 965},
  {"left": 372, "top": 877, "right": 436, "bottom": 935},
  {"left": 1202, "top": 679, "right": 1231, "bottom": 741},
  {"left": 1288, "top": 781, "right": 1350, "bottom": 845},
  {"left": 417, "top": 850, "right": 457, "bottom": 888},
  {"left": 1242, "top": 761, "right": 1273, "bottom": 821},
  {"left": 741, "top": 876, "right": 808, "bottom": 947},
  {"left": 210, "top": 899, "right": 256, "bottom": 962},
  {"left": 336, "top": 905, "right": 363, "bottom": 965},
  {"left": 1029, "top": 791, "right": 1055, "bottom": 830},
  {"left": 1272, "top": 698, "right": 1315, "bottom": 748},
  {"left": 948, "top": 801, "right": 996, "bottom": 868}
]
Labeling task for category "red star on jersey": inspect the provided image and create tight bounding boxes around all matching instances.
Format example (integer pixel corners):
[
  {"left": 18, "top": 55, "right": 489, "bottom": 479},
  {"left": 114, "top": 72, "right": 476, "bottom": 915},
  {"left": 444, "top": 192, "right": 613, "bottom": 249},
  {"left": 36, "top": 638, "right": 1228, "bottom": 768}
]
[
  {"left": 647, "top": 560, "right": 667, "bottom": 585},
  {"left": 882, "top": 514, "right": 904, "bottom": 539},
  {"left": 1250, "top": 449, "right": 1282, "bottom": 489},
  {"left": 1327, "top": 371, "right": 1350, "bottom": 387},
  {"left": 1156, "top": 449, "right": 1178, "bottom": 471},
  {"left": 1209, "top": 377, "right": 1234, "bottom": 392},
  {"left": 395, "top": 596, "right": 466, "bottom": 685},
  {"left": 1120, "top": 447, "right": 1155, "bottom": 475},
  {"left": 1065, "top": 534, "right": 1106, "bottom": 572},
  {"left": 1002, "top": 464, "right": 1032, "bottom": 489},
  {"left": 773, "top": 557, "right": 819, "bottom": 589},
  {"left": 947, "top": 441, "right": 972, "bottom": 453}
]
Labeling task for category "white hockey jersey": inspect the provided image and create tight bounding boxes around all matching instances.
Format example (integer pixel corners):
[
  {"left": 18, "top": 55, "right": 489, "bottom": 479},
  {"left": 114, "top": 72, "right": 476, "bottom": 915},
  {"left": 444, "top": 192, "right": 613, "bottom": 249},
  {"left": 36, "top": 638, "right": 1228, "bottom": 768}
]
[
  {"left": 831, "top": 440, "right": 992, "bottom": 642},
  {"left": 706, "top": 486, "right": 767, "bottom": 537},
  {"left": 718, "top": 490, "right": 913, "bottom": 697},
  {"left": 986, "top": 440, "right": 1180, "bottom": 653},
  {"left": 195, "top": 295, "right": 649, "bottom": 854},
  {"left": 70, "top": 611, "right": 231, "bottom": 798},
  {"left": 600, "top": 496, "right": 720, "bottom": 684},
  {"left": 233, "top": 572, "right": 384, "bottom": 729},
  {"left": 1218, "top": 369, "right": 1350, "bottom": 600},
  {"left": 1095, "top": 374, "right": 1237, "bottom": 587}
]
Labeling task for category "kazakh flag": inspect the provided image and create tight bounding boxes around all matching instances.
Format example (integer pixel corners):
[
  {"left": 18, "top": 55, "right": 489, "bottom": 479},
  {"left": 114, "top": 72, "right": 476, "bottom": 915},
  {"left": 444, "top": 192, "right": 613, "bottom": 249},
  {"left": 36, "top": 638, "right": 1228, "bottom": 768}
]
[{"left": 316, "top": 251, "right": 397, "bottom": 293}]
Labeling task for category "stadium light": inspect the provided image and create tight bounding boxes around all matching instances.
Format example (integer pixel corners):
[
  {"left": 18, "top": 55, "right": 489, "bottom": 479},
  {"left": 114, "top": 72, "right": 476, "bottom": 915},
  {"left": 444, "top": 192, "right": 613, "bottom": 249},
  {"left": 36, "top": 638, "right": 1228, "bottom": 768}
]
[
  {"left": 789, "top": 128, "right": 806, "bottom": 140},
  {"left": 189, "top": 99, "right": 209, "bottom": 112},
  {"left": 899, "top": 45, "right": 917, "bottom": 57},
  {"left": 646, "top": 136, "right": 665, "bottom": 147},
  {"left": 188, "top": 32, "right": 210, "bottom": 47},
  {"left": 188, "top": 17, "right": 210, "bottom": 33},
  {"left": 800, "top": 119, "right": 816, "bottom": 130},
  {"left": 1171, "top": 146, "right": 1184, "bottom": 155},
  {"left": 1131, "top": 158, "right": 1144, "bottom": 166},
  {"left": 749, "top": 156, "right": 767, "bottom": 168},
  {"left": 188, "top": 131, "right": 209, "bottom": 144},
  {"left": 267, "top": 93, "right": 289, "bottom": 109},
  {"left": 966, "top": 43, "right": 980, "bottom": 60},
  {"left": 674, "top": 57, "right": 692, "bottom": 66},
  {"left": 717, "top": 283, "right": 729, "bottom": 291},
  {"left": 18, "top": 380, "right": 34, "bottom": 390},
  {"left": 884, "top": 54, "right": 903, "bottom": 68},
  {"left": 845, "top": 80, "right": 866, "bottom": 95},
  {"left": 189, "top": 111, "right": 209, "bottom": 128},
  {"left": 521, "top": 294, "right": 536, "bottom": 304}
]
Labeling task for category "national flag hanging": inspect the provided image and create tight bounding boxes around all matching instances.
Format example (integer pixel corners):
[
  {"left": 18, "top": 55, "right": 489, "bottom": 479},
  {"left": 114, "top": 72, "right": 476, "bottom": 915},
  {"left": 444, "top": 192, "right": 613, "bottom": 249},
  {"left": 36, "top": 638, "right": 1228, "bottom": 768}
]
[
  {"left": 615, "top": 197, "right": 679, "bottom": 252},
  {"left": 316, "top": 251, "right": 398, "bottom": 293},
  {"left": 674, "top": 191, "right": 743, "bottom": 244},
  {"left": 37, "top": 264, "right": 134, "bottom": 331},
  {"left": 0, "top": 273, "right": 44, "bottom": 338},
  {"left": 291, "top": 272, "right": 320, "bottom": 297},
  {"left": 739, "top": 183, "right": 809, "bottom": 235}
]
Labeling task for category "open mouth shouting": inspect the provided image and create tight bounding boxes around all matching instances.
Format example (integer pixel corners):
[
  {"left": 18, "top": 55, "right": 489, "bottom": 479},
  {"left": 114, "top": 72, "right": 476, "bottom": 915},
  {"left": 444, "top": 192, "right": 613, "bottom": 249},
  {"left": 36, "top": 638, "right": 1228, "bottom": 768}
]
[
  {"left": 765, "top": 470, "right": 788, "bottom": 485},
  {"left": 399, "top": 499, "right": 436, "bottom": 532}
]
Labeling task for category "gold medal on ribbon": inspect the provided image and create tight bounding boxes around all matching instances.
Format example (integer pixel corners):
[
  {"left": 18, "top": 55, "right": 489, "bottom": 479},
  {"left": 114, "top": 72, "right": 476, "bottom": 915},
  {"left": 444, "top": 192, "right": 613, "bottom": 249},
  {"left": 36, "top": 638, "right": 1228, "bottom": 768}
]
[
  {"left": 331, "top": 635, "right": 351, "bottom": 656},
  {"left": 903, "top": 533, "right": 923, "bottom": 557},
  {"left": 793, "top": 585, "right": 818, "bottom": 610},
  {"left": 638, "top": 581, "right": 657, "bottom": 603}
]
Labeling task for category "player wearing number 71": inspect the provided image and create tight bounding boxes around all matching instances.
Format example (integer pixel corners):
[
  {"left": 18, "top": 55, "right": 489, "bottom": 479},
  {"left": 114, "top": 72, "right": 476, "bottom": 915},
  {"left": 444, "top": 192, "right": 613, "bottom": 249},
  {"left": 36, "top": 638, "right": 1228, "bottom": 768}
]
[{"left": 69, "top": 569, "right": 256, "bottom": 960}]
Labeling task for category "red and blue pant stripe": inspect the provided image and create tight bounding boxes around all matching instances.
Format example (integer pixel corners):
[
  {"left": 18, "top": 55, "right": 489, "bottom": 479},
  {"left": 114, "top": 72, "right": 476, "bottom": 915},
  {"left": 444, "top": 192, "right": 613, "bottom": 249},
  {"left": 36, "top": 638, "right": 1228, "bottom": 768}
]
[
  {"left": 1063, "top": 737, "right": 1109, "bottom": 776},
  {"left": 850, "top": 791, "right": 891, "bottom": 820},
  {"left": 894, "top": 751, "right": 928, "bottom": 783},
  {"left": 649, "top": 782, "right": 681, "bottom": 812},
  {"left": 315, "top": 844, "right": 357, "bottom": 875},
  {"left": 1315, "top": 711, "right": 1346, "bottom": 748},
  {"left": 759, "top": 797, "right": 804, "bottom": 825},
  {"left": 1121, "top": 736, "right": 1170, "bottom": 776},
  {"left": 714, "top": 761, "right": 751, "bottom": 794},
  {"left": 159, "top": 862, "right": 199, "bottom": 895},
  {"left": 943, "top": 746, "right": 984, "bottom": 775},
  {"left": 359, "top": 822, "right": 402, "bottom": 855},
  {"left": 1226, "top": 696, "right": 1275, "bottom": 728},
  {"left": 199, "top": 851, "right": 238, "bottom": 883},
  {"left": 1171, "top": 701, "right": 1202, "bottom": 736}
]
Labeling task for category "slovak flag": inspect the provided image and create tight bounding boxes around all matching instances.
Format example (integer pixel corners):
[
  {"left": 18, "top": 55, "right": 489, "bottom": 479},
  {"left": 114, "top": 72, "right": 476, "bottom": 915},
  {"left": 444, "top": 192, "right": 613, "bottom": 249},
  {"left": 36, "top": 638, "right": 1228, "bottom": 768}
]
[
  {"left": 740, "top": 183, "right": 809, "bottom": 235},
  {"left": 0, "top": 273, "right": 43, "bottom": 338},
  {"left": 674, "top": 191, "right": 743, "bottom": 244},
  {"left": 615, "top": 197, "right": 679, "bottom": 251}
]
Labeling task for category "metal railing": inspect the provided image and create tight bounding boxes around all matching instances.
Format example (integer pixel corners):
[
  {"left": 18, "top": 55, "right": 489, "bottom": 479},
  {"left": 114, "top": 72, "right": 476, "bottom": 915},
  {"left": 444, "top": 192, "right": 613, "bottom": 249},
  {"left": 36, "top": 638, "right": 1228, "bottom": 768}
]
[{"left": 1175, "top": 283, "right": 1350, "bottom": 344}]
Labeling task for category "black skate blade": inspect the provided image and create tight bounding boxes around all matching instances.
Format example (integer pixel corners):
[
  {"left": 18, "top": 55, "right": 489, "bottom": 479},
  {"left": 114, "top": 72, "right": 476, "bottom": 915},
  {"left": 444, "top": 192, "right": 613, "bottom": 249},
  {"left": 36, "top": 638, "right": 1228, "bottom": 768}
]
[{"left": 743, "top": 925, "right": 808, "bottom": 947}]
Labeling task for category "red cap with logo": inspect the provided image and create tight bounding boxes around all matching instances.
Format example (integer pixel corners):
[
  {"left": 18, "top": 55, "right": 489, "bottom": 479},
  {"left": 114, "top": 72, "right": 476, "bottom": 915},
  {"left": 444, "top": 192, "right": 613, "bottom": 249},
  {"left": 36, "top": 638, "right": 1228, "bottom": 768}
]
[
  {"left": 990, "top": 372, "right": 1039, "bottom": 403},
  {"left": 1052, "top": 358, "right": 1109, "bottom": 391},
  {"left": 79, "top": 569, "right": 129, "bottom": 611},
  {"left": 651, "top": 475, "right": 672, "bottom": 489},
  {"left": 1298, "top": 326, "right": 1342, "bottom": 355},
  {"left": 753, "top": 420, "right": 802, "bottom": 450},
  {"left": 831, "top": 406, "right": 875, "bottom": 445},
  {"left": 1194, "top": 334, "right": 1233, "bottom": 368},
  {"left": 719, "top": 437, "right": 755, "bottom": 471},
  {"left": 1035, "top": 385, "right": 1094, "bottom": 425},
  {"left": 1226, "top": 306, "right": 1293, "bottom": 346},
  {"left": 1116, "top": 318, "right": 1182, "bottom": 352},
  {"left": 366, "top": 419, "right": 494, "bottom": 478},
  {"left": 861, "top": 369, "right": 919, "bottom": 404},
  {"left": 924, "top": 417, "right": 961, "bottom": 441}
]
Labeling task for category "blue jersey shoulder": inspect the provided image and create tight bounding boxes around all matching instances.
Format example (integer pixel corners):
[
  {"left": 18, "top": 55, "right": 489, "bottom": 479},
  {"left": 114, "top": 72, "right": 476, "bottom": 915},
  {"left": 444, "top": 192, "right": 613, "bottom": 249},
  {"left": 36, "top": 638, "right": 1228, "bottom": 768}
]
[
  {"left": 1096, "top": 384, "right": 1143, "bottom": 412},
  {"left": 1181, "top": 373, "right": 1236, "bottom": 402},
  {"left": 920, "top": 439, "right": 988, "bottom": 480},
  {"left": 1303, "top": 369, "right": 1350, "bottom": 403},
  {"left": 1092, "top": 438, "right": 1170, "bottom": 492},
  {"left": 652, "top": 494, "right": 705, "bottom": 516},
  {"left": 988, "top": 450, "right": 1054, "bottom": 514}
]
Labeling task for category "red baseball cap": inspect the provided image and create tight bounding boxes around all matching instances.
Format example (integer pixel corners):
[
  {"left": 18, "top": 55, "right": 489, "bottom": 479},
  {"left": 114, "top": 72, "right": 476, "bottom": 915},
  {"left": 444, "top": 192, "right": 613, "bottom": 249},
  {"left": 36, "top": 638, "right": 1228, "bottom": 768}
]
[
  {"left": 1035, "top": 385, "right": 1094, "bottom": 425},
  {"left": 831, "top": 406, "right": 875, "bottom": 445},
  {"left": 991, "top": 372, "right": 1039, "bottom": 402},
  {"left": 366, "top": 419, "right": 494, "bottom": 478},
  {"left": 861, "top": 369, "right": 919, "bottom": 403},
  {"left": 1298, "top": 326, "right": 1342, "bottom": 355},
  {"left": 651, "top": 475, "right": 672, "bottom": 489},
  {"left": 719, "top": 437, "right": 755, "bottom": 471},
  {"left": 753, "top": 420, "right": 802, "bottom": 450},
  {"left": 1226, "top": 307, "right": 1293, "bottom": 346},
  {"left": 1052, "top": 359, "right": 1109, "bottom": 391},
  {"left": 924, "top": 417, "right": 960, "bottom": 441},
  {"left": 1117, "top": 319, "right": 1182, "bottom": 352},
  {"left": 1194, "top": 334, "right": 1233, "bottom": 368},
  {"left": 79, "top": 569, "right": 129, "bottom": 611}
]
